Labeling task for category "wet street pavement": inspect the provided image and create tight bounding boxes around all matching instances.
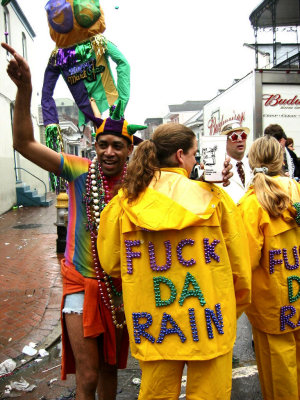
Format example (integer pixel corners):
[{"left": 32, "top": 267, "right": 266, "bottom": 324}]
[
  {"left": 0, "top": 196, "right": 262, "bottom": 399},
  {"left": 0, "top": 195, "right": 140, "bottom": 399},
  {"left": 0, "top": 339, "right": 142, "bottom": 399},
  {"left": 0, "top": 193, "right": 62, "bottom": 364}
]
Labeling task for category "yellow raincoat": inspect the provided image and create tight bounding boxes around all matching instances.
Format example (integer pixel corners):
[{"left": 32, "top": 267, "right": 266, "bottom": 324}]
[
  {"left": 239, "top": 176, "right": 300, "bottom": 334},
  {"left": 98, "top": 168, "right": 251, "bottom": 363},
  {"left": 239, "top": 176, "right": 300, "bottom": 400}
]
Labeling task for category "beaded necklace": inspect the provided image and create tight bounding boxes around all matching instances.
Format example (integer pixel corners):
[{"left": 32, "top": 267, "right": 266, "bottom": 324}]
[{"left": 84, "top": 156, "right": 127, "bottom": 329}]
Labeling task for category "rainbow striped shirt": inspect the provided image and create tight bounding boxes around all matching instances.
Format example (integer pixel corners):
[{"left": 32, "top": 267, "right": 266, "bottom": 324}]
[{"left": 59, "top": 153, "right": 96, "bottom": 278}]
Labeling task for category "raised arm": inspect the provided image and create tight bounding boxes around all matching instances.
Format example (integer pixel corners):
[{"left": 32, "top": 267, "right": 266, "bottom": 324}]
[{"left": 1, "top": 43, "right": 61, "bottom": 174}]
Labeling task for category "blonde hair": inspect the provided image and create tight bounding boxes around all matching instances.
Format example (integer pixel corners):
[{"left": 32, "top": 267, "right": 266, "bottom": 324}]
[
  {"left": 123, "top": 124, "right": 195, "bottom": 202},
  {"left": 248, "top": 136, "right": 291, "bottom": 217}
]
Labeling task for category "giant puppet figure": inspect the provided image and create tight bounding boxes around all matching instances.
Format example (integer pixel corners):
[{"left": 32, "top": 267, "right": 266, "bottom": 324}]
[
  {"left": 43, "top": 0, "right": 130, "bottom": 151},
  {"left": 2, "top": 0, "right": 130, "bottom": 190},
  {"left": 1, "top": 0, "right": 130, "bottom": 153}
]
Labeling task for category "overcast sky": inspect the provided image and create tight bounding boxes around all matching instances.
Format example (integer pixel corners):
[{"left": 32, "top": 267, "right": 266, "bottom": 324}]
[{"left": 20, "top": 0, "right": 262, "bottom": 124}]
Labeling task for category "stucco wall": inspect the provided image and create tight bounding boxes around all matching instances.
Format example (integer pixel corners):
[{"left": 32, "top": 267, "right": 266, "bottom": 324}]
[{"left": 0, "top": 3, "right": 51, "bottom": 214}]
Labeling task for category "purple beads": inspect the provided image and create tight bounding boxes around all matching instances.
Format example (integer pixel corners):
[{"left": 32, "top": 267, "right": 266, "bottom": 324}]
[
  {"left": 205, "top": 303, "right": 224, "bottom": 339},
  {"left": 283, "top": 246, "right": 299, "bottom": 271},
  {"left": 189, "top": 308, "right": 199, "bottom": 342},
  {"left": 156, "top": 312, "right": 186, "bottom": 344},
  {"left": 148, "top": 240, "right": 172, "bottom": 272},
  {"left": 177, "top": 239, "right": 196, "bottom": 266},
  {"left": 125, "top": 240, "right": 141, "bottom": 274},
  {"left": 132, "top": 312, "right": 155, "bottom": 343},
  {"left": 203, "top": 238, "right": 220, "bottom": 263},
  {"left": 269, "top": 249, "right": 283, "bottom": 274},
  {"left": 280, "top": 305, "right": 297, "bottom": 331}
]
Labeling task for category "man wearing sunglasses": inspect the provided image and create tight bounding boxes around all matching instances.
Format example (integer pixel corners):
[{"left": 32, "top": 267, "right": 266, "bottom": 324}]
[{"left": 218, "top": 120, "right": 252, "bottom": 203}]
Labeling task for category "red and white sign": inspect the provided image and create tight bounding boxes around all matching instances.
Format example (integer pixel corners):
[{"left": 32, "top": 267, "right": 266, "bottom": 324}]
[
  {"left": 263, "top": 94, "right": 300, "bottom": 107},
  {"left": 262, "top": 84, "right": 300, "bottom": 153},
  {"left": 207, "top": 112, "right": 246, "bottom": 136}
]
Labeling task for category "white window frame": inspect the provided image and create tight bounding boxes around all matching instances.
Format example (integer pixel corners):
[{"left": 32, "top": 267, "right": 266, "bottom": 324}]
[{"left": 4, "top": 8, "right": 11, "bottom": 59}]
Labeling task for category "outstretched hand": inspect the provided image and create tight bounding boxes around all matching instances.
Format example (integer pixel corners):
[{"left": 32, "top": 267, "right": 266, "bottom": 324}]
[{"left": 1, "top": 43, "right": 31, "bottom": 88}]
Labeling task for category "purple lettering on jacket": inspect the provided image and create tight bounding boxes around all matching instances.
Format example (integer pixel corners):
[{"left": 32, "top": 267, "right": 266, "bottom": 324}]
[
  {"left": 283, "top": 246, "right": 299, "bottom": 271},
  {"left": 189, "top": 308, "right": 199, "bottom": 342},
  {"left": 280, "top": 305, "right": 297, "bottom": 331},
  {"left": 203, "top": 238, "right": 220, "bottom": 263},
  {"left": 125, "top": 240, "right": 141, "bottom": 274},
  {"left": 156, "top": 312, "right": 186, "bottom": 343},
  {"left": 132, "top": 312, "right": 155, "bottom": 344},
  {"left": 148, "top": 240, "right": 172, "bottom": 272},
  {"left": 269, "top": 249, "right": 282, "bottom": 274},
  {"left": 205, "top": 303, "right": 224, "bottom": 339},
  {"left": 176, "top": 239, "right": 196, "bottom": 266}
]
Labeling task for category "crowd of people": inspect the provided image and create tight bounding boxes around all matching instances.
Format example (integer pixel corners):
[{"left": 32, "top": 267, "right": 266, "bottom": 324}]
[{"left": 2, "top": 41, "right": 300, "bottom": 400}]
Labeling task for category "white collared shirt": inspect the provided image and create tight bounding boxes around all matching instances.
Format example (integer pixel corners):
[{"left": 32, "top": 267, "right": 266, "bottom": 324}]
[{"left": 217, "top": 156, "right": 253, "bottom": 204}]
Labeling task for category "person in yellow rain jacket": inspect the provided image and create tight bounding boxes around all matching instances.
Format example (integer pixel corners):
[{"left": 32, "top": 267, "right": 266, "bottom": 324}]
[
  {"left": 97, "top": 123, "right": 251, "bottom": 400},
  {"left": 238, "top": 135, "right": 300, "bottom": 400}
]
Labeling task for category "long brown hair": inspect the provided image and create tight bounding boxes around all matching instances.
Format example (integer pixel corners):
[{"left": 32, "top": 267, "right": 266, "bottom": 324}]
[
  {"left": 123, "top": 124, "right": 196, "bottom": 202},
  {"left": 248, "top": 135, "right": 291, "bottom": 217}
]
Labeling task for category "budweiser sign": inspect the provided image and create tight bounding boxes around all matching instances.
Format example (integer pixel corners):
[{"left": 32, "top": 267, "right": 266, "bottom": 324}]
[
  {"left": 263, "top": 94, "right": 300, "bottom": 106},
  {"left": 207, "top": 112, "right": 245, "bottom": 135}
]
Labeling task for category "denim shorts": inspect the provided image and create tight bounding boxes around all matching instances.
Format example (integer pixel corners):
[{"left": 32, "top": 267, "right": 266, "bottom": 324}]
[{"left": 62, "top": 291, "right": 84, "bottom": 314}]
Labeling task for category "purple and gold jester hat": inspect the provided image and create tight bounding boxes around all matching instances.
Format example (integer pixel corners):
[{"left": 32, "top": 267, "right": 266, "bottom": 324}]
[{"left": 94, "top": 103, "right": 147, "bottom": 146}]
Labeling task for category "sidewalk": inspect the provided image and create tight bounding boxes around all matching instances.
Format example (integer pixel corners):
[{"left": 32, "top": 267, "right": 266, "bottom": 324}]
[{"left": 0, "top": 193, "right": 62, "bottom": 364}]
